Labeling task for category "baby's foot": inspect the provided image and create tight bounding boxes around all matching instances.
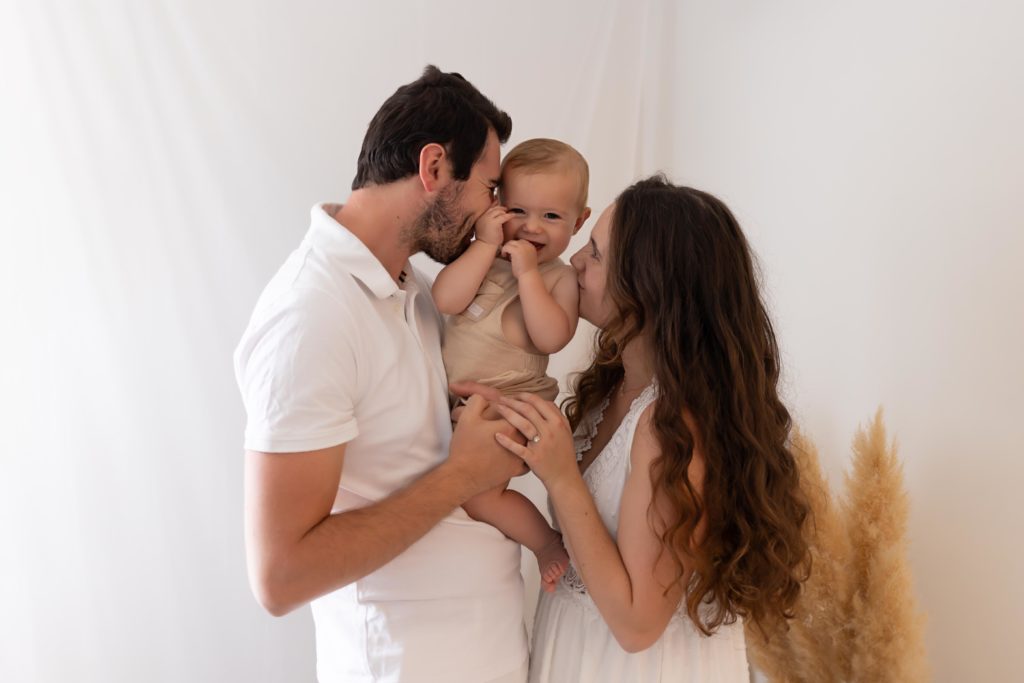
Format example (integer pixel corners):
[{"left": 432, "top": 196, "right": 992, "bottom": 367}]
[{"left": 537, "top": 535, "right": 570, "bottom": 592}]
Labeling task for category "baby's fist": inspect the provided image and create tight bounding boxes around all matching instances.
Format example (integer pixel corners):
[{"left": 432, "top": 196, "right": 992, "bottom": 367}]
[
  {"left": 501, "top": 240, "right": 539, "bottom": 278},
  {"left": 474, "top": 206, "right": 510, "bottom": 247}
]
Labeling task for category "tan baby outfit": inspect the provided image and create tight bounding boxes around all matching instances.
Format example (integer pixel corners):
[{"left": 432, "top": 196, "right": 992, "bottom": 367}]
[{"left": 442, "top": 257, "right": 570, "bottom": 401}]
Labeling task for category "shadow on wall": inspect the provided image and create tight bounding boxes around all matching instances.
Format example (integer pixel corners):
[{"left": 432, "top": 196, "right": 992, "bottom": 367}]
[{"left": 747, "top": 411, "right": 929, "bottom": 682}]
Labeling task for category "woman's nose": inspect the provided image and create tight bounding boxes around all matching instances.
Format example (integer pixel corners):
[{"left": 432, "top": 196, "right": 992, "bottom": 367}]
[{"left": 570, "top": 247, "right": 584, "bottom": 271}]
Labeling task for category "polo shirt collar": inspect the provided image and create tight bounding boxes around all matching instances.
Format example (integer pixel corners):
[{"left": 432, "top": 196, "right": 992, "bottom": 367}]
[{"left": 307, "top": 203, "right": 408, "bottom": 300}]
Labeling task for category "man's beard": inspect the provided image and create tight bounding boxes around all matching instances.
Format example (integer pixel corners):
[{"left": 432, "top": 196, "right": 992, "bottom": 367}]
[{"left": 408, "top": 183, "right": 476, "bottom": 265}]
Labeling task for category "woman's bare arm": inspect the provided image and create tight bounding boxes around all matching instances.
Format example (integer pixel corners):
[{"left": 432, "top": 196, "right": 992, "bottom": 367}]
[{"left": 494, "top": 396, "right": 694, "bottom": 653}]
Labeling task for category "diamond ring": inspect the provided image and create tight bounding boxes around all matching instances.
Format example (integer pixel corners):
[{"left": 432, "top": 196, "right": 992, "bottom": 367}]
[{"left": 531, "top": 434, "right": 541, "bottom": 444}]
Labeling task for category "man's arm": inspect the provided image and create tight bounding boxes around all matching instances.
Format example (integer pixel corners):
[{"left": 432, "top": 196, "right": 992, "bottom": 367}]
[{"left": 244, "top": 396, "right": 526, "bottom": 616}]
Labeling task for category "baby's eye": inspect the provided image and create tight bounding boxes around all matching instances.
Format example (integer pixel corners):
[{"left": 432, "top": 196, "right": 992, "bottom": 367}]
[
  {"left": 544, "top": 212, "right": 562, "bottom": 220},
  {"left": 508, "top": 208, "right": 526, "bottom": 215}
]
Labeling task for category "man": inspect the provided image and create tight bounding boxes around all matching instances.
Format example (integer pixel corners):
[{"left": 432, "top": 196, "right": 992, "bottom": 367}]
[{"left": 234, "top": 66, "right": 529, "bottom": 682}]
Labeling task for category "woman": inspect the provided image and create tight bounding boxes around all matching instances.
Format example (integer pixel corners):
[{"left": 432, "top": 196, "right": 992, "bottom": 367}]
[{"left": 482, "top": 175, "right": 810, "bottom": 681}]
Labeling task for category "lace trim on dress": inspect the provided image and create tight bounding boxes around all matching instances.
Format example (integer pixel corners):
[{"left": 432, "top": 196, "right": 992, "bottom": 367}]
[
  {"left": 560, "top": 563, "right": 589, "bottom": 596},
  {"left": 573, "top": 394, "right": 610, "bottom": 462}
]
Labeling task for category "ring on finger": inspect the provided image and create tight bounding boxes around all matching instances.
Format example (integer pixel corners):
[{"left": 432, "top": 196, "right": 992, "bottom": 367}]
[{"left": 531, "top": 434, "right": 541, "bottom": 444}]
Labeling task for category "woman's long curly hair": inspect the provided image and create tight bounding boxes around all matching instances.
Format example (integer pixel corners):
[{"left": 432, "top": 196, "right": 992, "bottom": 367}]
[{"left": 563, "top": 175, "right": 811, "bottom": 636}]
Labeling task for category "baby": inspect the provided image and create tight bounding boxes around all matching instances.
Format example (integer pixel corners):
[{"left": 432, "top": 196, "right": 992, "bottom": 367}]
[{"left": 433, "top": 138, "right": 591, "bottom": 589}]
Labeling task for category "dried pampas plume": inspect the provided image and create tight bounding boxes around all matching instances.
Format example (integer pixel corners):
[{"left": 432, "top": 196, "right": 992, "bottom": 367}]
[
  {"left": 746, "top": 410, "right": 928, "bottom": 682},
  {"left": 745, "top": 429, "right": 853, "bottom": 682},
  {"left": 845, "top": 410, "right": 929, "bottom": 682}
]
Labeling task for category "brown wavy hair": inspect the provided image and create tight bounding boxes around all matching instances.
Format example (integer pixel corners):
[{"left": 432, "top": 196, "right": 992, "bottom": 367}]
[{"left": 563, "top": 175, "right": 811, "bottom": 636}]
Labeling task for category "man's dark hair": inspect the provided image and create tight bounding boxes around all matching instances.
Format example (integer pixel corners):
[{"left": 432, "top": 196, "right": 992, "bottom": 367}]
[{"left": 351, "top": 65, "right": 512, "bottom": 190}]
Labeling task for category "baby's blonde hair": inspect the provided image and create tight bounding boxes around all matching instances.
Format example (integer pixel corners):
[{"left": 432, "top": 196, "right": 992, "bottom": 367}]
[{"left": 500, "top": 138, "right": 589, "bottom": 211}]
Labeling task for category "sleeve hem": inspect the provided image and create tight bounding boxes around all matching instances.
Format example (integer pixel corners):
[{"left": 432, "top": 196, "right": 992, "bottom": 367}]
[{"left": 243, "top": 421, "right": 359, "bottom": 453}]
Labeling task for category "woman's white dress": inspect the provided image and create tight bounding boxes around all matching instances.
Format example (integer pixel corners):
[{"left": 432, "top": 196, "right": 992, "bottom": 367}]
[{"left": 529, "top": 384, "right": 749, "bottom": 682}]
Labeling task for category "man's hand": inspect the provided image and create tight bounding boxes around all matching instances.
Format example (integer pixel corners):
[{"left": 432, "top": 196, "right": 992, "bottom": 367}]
[
  {"left": 474, "top": 205, "right": 511, "bottom": 247},
  {"left": 447, "top": 394, "right": 528, "bottom": 494},
  {"left": 501, "top": 239, "right": 539, "bottom": 278},
  {"left": 449, "top": 380, "right": 503, "bottom": 423}
]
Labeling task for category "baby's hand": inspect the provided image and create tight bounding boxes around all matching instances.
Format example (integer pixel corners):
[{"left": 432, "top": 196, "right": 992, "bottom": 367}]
[
  {"left": 501, "top": 239, "right": 539, "bottom": 278},
  {"left": 474, "top": 205, "right": 511, "bottom": 247}
]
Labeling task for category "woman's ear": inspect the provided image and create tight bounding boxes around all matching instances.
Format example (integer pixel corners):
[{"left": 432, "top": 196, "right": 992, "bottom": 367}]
[
  {"left": 417, "top": 143, "right": 448, "bottom": 193},
  {"left": 573, "top": 207, "right": 592, "bottom": 234}
]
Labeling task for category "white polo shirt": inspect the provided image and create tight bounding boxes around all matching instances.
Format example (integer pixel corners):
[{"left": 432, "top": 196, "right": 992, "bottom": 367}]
[{"left": 234, "top": 204, "right": 527, "bottom": 683}]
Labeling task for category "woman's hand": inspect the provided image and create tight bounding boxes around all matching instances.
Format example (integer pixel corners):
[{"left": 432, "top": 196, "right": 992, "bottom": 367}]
[{"left": 493, "top": 393, "right": 579, "bottom": 491}]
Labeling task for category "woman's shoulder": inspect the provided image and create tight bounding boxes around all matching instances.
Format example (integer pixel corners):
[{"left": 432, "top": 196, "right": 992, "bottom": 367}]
[
  {"left": 628, "top": 394, "right": 706, "bottom": 485},
  {"left": 628, "top": 399, "right": 660, "bottom": 471}
]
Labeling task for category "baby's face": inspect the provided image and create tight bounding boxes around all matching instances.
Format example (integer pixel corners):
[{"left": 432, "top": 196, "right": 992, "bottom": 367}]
[{"left": 499, "top": 169, "right": 584, "bottom": 264}]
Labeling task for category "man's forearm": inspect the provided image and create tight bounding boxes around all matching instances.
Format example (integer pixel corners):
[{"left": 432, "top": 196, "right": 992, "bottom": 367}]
[{"left": 262, "top": 462, "right": 477, "bottom": 615}]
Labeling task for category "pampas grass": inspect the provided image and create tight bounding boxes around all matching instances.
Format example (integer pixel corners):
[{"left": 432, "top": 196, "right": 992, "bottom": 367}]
[
  {"left": 746, "top": 411, "right": 928, "bottom": 682},
  {"left": 845, "top": 410, "right": 929, "bottom": 682},
  {"left": 745, "top": 429, "right": 852, "bottom": 682}
]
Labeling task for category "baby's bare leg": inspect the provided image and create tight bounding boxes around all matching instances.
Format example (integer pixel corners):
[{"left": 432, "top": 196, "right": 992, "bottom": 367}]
[{"left": 463, "top": 483, "right": 569, "bottom": 588}]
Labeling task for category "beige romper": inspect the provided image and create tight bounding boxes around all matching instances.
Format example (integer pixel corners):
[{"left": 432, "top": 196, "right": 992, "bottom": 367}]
[{"left": 442, "top": 257, "right": 570, "bottom": 402}]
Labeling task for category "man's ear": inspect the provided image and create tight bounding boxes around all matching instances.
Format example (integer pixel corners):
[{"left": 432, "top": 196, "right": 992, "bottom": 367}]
[
  {"left": 418, "top": 143, "right": 448, "bottom": 193},
  {"left": 573, "top": 207, "right": 592, "bottom": 234}
]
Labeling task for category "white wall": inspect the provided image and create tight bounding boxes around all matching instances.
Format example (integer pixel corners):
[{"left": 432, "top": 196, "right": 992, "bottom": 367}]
[
  {"left": 666, "top": 3, "right": 1023, "bottom": 681},
  {"left": 1, "top": 1, "right": 1019, "bottom": 681}
]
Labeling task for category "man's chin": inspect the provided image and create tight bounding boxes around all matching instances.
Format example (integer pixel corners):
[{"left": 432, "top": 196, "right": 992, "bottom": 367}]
[
  {"left": 419, "top": 213, "right": 475, "bottom": 265},
  {"left": 446, "top": 222, "right": 477, "bottom": 263},
  {"left": 424, "top": 237, "right": 470, "bottom": 265}
]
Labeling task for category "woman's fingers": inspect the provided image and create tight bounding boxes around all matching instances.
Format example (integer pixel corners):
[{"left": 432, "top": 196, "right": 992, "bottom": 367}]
[
  {"left": 499, "top": 394, "right": 549, "bottom": 429},
  {"left": 516, "top": 393, "right": 564, "bottom": 424},
  {"left": 495, "top": 432, "right": 529, "bottom": 461},
  {"left": 494, "top": 403, "right": 540, "bottom": 441},
  {"left": 495, "top": 395, "right": 582, "bottom": 488}
]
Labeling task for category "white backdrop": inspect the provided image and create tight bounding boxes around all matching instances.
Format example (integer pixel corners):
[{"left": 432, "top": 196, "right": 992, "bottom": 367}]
[{"left": 2, "top": 1, "right": 1021, "bottom": 682}]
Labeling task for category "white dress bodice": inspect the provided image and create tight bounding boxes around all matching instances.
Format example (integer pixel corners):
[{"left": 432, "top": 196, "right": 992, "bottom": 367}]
[{"left": 529, "top": 383, "right": 749, "bottom": 682}]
